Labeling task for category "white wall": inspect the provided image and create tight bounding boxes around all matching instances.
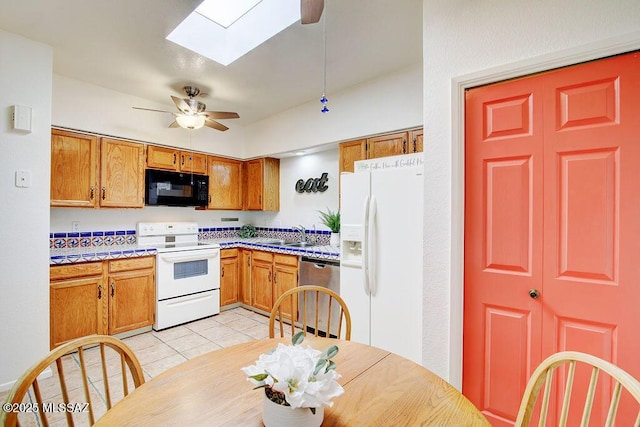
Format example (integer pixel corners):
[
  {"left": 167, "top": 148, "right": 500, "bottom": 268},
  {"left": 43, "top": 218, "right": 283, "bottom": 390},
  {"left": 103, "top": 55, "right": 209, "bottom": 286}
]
[
  {"left": 422, "top": 0, "right": 640, "bottom": 388},
  {"left": 260, "top": 149, "right": 339, "bottom": 230},
  {"left": 243, "top": 64, "right": 422, "bottom": 158},
  {"left": 0, "top": 31, "right": 52, "bottom": 389},
  {"left": 53, "top": 75, "right": 245, "bottom": 159}
]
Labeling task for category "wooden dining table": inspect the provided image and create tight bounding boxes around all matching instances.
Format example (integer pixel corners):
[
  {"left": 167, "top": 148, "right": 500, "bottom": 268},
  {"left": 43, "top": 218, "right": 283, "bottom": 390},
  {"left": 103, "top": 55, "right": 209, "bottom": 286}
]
[{"left": 95, "top": 336, "right": 489, "bottom": 426}]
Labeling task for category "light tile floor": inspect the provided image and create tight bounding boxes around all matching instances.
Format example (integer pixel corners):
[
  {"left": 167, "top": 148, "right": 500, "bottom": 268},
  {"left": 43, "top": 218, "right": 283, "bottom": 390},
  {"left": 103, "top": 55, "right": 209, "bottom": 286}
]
[{"left": 2, "top": 307, "right": 275, "bottom": 426}]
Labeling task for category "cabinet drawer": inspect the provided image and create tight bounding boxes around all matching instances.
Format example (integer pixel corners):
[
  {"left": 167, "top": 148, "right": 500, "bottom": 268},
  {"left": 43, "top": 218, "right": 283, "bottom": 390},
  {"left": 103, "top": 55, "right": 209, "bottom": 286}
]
[
  {"left": 252, "top": 251, "right": 273, "bottom": 263},
  {"left": 221, "top": 248, "right": 238, "bottom": 258},
  {"left": 109, "top": 256, "right": 155, "bottom": 273},
  {"left": 274, "top": 254, "right": 298, "bottom": 267},
  {"left": 50, "top": 262, "right": 103, "bottom": 281}
]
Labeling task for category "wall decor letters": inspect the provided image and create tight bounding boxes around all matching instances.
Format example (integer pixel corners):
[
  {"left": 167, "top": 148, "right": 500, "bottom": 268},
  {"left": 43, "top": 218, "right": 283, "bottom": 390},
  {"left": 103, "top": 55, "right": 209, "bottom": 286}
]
[{"left": 295, "top": 172, "right": 329, "bottom": 193}]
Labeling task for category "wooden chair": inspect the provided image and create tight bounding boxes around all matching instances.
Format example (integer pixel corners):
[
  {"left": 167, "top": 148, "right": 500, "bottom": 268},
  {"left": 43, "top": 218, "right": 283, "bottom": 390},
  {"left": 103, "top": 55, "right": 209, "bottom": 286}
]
[
  {"left": 515, "top": 351, "right": 640, "bottom": 426},
  {"left": 269, "top": 285, "right": 351, "bottom": 340},
  {"left": 1, "top": 334, "right": 145, "bottom": 427}
]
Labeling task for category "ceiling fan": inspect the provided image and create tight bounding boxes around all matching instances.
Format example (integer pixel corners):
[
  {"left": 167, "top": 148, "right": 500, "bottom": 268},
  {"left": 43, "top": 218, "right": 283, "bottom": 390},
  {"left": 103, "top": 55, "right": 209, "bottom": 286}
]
[
  {"left": 301, "top": 0, "right": 324, "bottom": 24},
  {"left": 132, "top": 86, "right": 239, "bottom": 131}
]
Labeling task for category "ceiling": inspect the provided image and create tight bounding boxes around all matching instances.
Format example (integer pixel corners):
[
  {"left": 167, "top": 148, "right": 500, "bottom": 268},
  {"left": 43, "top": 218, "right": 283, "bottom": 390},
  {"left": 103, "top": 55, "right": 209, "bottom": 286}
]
[{"left": 0, "top": 0, "right": 422, "bottom": 127}]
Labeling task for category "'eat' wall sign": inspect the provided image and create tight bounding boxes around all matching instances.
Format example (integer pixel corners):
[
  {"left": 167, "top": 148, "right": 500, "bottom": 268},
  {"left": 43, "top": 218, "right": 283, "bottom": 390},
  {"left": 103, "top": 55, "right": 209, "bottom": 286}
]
[{"left": 295, "top": 172, "right": 329, "bottom": 193}]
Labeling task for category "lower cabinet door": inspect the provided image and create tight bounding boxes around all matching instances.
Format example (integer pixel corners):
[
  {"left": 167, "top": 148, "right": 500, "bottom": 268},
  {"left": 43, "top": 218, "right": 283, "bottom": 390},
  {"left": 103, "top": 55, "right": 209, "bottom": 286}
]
[
  {"left": 108, "top": 269, "right": 155, "bottom": 335},
  {"left": 50, "top": 277, "right": 107, "bottom": 349}
]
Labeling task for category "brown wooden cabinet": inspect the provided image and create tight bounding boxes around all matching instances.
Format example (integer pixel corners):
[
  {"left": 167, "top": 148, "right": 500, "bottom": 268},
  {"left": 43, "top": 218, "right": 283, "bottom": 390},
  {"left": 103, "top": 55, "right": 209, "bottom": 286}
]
[
  {"left": 251, "top": 251, "right": 274, "bottom": 312},
  {"left": 107, "top": 257, "right": 155, "bottom": 335},
  {"left": 239, "top": 249, "right": 252, "bottom": 305},
  {"left": 249, "top": 250, "right": 298, "bottom": 315},
  {"left": 100, "top": 138, "right": 145, "bottom": 208},
  {"left": 273, "top": 254, "right": 299, "bottom": 320},
  {"left": 338, "top": 127, "right": 423, "bottom": 174},
  {"left": 208, "top": 156, "right": 243, "bottom": 210},
  {"left": 50, "top": 262, "right": 107, "bottom": 349},
  {"left": 50, "top": 129, "right": 99, "bottom": 207},
  {"left": 338, "top": 139, "right": 366, "bottom": 174},
  {"left": 410, "top": 128, "right": 423, "bottom": 153},
  {"left": 146, "top": 145, "right": 207, "bottom": 174},
  {"left": 220, "top": 249, "right": 240, "bottom": 307},
  {"left": 50, "top": 129, "right": 145, "bottom": 208},
  {"left": 50, "top": 256, "right": 155, "bottom": 349},
  {"left": 244, "top": 158, "right": 280, "bottom": 211}
]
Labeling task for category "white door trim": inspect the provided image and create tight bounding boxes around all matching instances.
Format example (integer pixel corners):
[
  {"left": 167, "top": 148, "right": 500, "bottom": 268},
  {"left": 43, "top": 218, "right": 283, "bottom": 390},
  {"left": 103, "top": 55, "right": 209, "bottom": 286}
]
[{"left": 449, "top": 31, "right": 640, "bottom": 389}]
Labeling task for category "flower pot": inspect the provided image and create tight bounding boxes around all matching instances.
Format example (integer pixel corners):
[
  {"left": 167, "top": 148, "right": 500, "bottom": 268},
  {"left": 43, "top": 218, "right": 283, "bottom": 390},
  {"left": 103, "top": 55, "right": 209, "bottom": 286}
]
[
  {"left": 330, "top": 232, "right": 340, "bottom": 247},
  {"left": 262, "top": 393, "right": 324, "bottom": 427}
]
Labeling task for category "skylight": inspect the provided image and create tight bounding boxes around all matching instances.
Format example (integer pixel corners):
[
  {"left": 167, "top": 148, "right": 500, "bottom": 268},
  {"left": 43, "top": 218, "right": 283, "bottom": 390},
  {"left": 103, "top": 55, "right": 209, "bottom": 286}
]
[{"left": 167, "top": 0, "right": 301, "bottom": 66}]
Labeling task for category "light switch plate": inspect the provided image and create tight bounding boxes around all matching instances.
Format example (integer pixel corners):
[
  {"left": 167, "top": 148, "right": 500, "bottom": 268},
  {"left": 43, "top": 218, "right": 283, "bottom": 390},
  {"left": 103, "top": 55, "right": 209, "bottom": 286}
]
[
  {"left": 15, "top": 170, "right": 32, "bottom": 188},
  {"left": 12, "top": 105, "right": 32, "bottom": 132}
]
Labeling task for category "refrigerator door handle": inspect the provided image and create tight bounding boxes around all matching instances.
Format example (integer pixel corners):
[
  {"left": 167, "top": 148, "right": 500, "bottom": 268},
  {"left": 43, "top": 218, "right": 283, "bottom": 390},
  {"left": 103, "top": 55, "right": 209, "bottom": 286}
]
[
  {"left": 363, "top": 195, "right": 371, "bottom": 296},
  {"left": 368, "top": 195, "right": 378, "bottom": 296}
]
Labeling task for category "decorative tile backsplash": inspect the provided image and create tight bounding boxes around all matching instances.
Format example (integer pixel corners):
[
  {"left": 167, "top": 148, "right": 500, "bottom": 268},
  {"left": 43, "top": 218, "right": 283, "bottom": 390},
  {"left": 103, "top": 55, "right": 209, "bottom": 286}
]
[
  {"left": 50, "top": 230, "right": 137, "bottom": 249},
  {"left": 50, "top": 226, "right": 332, "bottom": 248},
  {"left": 198, "top": 226, "right": 331, "bottom": 245}
]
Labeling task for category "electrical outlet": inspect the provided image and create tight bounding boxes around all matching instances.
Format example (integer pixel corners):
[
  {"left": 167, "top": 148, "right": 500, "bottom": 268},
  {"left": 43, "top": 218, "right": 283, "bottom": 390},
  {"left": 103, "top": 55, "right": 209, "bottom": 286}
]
[{"left": 72, "top": 221, "right": 80, "bottom": 232}]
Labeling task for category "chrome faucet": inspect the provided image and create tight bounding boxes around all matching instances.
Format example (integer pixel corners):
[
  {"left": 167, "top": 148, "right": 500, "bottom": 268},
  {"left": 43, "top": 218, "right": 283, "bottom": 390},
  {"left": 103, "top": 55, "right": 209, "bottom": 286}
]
[{"left": 292, "top": 225, "right": 307, "bottom": 242}]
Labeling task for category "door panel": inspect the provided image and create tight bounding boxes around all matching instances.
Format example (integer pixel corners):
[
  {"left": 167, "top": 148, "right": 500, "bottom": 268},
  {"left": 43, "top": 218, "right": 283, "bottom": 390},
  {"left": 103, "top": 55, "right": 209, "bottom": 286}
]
[
  {"left": 464, "top": 52, "right": 640, "bottom": 426},
  {"left": 541, "top": 53, "right": 640, "bottom": 425},
  {"left": 464, "top": 77, "right": 544, "bottom": 426}
]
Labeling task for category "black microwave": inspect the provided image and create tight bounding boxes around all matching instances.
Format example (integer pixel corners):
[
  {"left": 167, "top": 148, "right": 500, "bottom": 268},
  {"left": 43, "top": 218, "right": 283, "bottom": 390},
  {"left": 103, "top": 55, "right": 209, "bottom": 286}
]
[{"left": 145, "top": 169, "right": 209, "bottom": 207}]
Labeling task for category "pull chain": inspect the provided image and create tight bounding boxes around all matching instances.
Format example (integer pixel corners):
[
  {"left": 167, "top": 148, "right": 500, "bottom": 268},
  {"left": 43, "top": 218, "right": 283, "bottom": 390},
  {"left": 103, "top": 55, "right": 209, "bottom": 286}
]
[{"left": 320, "top": 1, "right": 329, "bottom": 114}]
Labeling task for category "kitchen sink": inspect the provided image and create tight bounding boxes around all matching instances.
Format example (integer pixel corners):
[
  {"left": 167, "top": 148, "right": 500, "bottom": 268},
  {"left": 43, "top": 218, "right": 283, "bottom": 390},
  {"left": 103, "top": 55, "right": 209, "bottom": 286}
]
[{"left": 283, "top": 241, "right": 317, "bottom": 248}]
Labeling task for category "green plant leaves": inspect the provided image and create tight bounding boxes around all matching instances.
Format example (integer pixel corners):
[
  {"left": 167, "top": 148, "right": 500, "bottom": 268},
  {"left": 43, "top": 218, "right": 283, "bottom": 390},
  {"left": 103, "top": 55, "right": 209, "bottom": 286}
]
[{"left": 292, "top": 331, "right": 305, "bottom": 345}]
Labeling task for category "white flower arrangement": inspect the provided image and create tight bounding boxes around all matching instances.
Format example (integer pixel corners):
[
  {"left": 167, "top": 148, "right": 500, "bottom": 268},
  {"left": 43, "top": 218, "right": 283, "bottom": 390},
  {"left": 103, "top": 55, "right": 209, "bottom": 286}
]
[{"left": 242, "top": 332, "right": 344, "bottom": 412}]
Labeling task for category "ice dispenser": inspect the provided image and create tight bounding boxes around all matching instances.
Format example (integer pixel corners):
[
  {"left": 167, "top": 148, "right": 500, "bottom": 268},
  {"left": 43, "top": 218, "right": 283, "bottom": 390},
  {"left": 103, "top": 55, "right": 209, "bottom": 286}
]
[{"left": 340, "top": 224, "right": 363, "bottom": 267}]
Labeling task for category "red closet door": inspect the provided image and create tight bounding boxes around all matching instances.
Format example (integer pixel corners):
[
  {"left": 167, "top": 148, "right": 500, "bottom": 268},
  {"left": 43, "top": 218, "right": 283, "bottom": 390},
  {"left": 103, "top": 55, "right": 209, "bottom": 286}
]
[{"left": 464, "top": 52, "right": 640, "bottom": 426}]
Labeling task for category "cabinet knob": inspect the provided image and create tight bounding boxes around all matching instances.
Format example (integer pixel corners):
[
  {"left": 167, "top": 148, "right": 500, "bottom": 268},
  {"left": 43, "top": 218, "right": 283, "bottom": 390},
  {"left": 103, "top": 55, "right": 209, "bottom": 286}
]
[
  {"left": 98, "top": 284, "right": 102, "bottom": 299},
  {"left": 90, "top": 186, "right": 95, "bottom": 200},
  {"left": 402, "top": 139, "right": 407, "bottom": 154},
  {"left": 221, "top": 266, "right": 225, "bottom": 277},
  {"left": 413, "top": 138, "right": 417, "bottom": 152},
  {"left": 173, "top": 153, "right": 177, "bottom": 164},
  {"left": 111, "top": 282, "right": 115, "bottom": 297},
  {"left": 273, "top": 272, "right": 277, "bottom": 284},
  {"left": 102, "top": 187, "right": 106, "bottom": 200}
]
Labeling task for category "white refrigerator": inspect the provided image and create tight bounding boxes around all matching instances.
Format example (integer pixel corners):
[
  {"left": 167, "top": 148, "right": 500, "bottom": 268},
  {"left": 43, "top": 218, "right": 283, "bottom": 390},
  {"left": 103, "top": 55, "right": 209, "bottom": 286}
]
[{"left": 340, "top": 153, "right": 423, "bottom": 363}]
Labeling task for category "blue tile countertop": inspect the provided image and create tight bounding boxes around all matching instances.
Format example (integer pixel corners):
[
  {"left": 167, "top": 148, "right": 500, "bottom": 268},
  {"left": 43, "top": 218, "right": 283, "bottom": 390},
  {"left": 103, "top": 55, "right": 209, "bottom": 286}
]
[
  {"left": 203, "top": 238, "right": 340, "bottom": 262},
  {"left": 50, "top": 238, "right": 340, "bottom": 265}
]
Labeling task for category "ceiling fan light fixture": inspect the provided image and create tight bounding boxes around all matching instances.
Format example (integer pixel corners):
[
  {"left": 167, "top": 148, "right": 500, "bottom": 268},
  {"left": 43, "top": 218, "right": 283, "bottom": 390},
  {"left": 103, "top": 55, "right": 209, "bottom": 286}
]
[{"left": 176, "top": 114, "right": 206, "bottom": 129}]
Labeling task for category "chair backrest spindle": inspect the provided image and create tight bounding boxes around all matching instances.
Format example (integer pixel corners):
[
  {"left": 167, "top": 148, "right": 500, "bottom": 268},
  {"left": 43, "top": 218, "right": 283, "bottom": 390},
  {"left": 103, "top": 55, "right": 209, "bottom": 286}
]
[
  {"left": 515, "top": 351, "right": 640, "bottom": 427},
  {"left": 269, "top": 285, "right": 351, "bottom": 341}
]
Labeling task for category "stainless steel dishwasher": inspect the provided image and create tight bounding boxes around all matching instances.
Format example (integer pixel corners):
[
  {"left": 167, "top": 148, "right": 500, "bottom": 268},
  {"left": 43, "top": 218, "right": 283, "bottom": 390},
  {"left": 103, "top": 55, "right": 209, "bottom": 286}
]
[{"left": 298, "top": 256, "right": 341, "bottom": 337}]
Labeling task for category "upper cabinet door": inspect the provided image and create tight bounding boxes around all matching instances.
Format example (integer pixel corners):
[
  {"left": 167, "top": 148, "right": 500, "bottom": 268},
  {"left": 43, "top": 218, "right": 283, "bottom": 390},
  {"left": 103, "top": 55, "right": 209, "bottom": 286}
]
[
  {"left": 244, "top": 159, "right": 264, "bottom": 210},
  {"left": 409, "top": 128, "right": 423, "bottom": 153},
  {"left": 100, "top": 138, "right": 145, "bottom": 208},
  {"left": 244, "top": 158, "right": 280, "bottom": 211},
  {"left": 50, "top": 129, "right": 99, "bottom": 208},
  {"left": 146, "top": 145, "right": 178, "bottom": 170},
  {"left": 208, "top": 156, "right": 243, "bottom": 210},
  {"left": 339, "top": 139, "right": 366, "bottom": 174},
  {"left": 367, "top": 131, "right": 410, "bottom": 159},
  {"left": 180, "top": 151, "right": 207, "bottom": 175}
]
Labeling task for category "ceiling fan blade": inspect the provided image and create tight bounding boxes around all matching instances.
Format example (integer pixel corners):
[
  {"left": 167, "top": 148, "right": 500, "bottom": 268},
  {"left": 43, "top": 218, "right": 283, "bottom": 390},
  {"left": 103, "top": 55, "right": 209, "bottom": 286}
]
[
  {"left": 132, "top": 106, "right": 173, "bottom": 114},
  {"left": 168, "top": 121, "right": 180, "bottom": 128},
  {"left": 204, "top": 118, "right": 229, "bottom": 132},
  {"left": 301, "top": 0, "right": 324, "bottom": 24},
  {"left": 171, "top": 96, "right": 192, "bottom": 114},
  {"left": 204, "top": 111, "right": 240, "bottom": 119}
]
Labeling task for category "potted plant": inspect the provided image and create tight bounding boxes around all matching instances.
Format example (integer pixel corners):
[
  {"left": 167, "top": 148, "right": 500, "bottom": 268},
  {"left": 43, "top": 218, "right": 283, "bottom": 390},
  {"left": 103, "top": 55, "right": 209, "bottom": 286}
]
[
  {"left": 318, "top": 208, "right": 340, "bottom": 247},
  {"left": 242, "top": 332, "right": 344, "bottom": 427}
]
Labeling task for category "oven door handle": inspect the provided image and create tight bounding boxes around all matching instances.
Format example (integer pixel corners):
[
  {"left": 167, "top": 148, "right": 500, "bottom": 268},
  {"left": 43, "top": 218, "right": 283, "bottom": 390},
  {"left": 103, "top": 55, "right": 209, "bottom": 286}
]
[{"left": 159, "top": 250, "right": 219, "bottom": 263}]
